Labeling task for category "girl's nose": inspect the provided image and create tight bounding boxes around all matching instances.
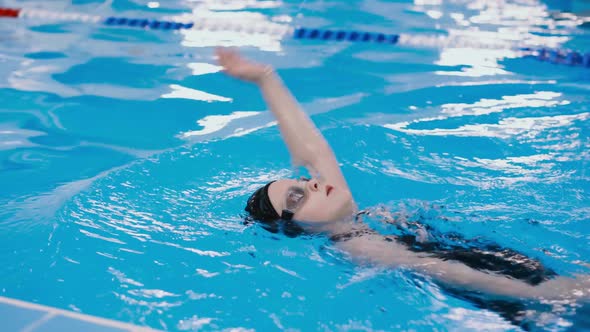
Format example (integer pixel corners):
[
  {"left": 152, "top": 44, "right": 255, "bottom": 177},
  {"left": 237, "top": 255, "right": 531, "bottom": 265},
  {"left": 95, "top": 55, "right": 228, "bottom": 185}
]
[{"left": 307, "top": 178, "right": 320, "bottom": 192}]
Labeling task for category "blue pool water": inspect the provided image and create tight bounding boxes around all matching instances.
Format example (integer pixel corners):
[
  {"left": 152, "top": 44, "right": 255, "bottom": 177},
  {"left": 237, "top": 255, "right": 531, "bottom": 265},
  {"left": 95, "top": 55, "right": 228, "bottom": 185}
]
[{"left": 1, "top": 0, "right": 589, "bottom": 331}]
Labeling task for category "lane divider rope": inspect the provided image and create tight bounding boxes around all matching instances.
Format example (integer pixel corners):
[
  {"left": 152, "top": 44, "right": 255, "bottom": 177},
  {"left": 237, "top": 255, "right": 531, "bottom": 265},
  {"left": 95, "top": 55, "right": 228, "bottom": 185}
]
[{"left": 1, "top": 7, "right": 588, "bottom": 69}]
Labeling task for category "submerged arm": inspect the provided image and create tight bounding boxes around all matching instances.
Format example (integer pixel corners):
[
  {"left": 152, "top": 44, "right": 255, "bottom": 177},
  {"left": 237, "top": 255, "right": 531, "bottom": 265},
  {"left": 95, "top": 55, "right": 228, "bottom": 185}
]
[
  {"left": 336, "top": 233, "right": 589, "bottom": 300},
  {"left": 216, "top": 48, "right": 348, "bottom": 188}
]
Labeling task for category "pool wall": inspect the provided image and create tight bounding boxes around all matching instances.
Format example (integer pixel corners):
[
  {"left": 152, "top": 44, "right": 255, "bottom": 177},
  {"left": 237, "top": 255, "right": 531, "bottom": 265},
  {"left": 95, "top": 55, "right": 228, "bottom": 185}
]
[{"left": 0, "top": 296, "right": 158, "bottom": 332}]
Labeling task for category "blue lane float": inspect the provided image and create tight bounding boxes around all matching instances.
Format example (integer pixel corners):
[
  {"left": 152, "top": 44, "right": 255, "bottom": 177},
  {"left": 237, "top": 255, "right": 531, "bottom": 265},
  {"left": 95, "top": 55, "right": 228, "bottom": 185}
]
[
  {"left": 1, "top": 6, "right": 589, "bottom": 70},
  {"left": 103, "top": 16, "right": 194, "bottom": 30},
  {"left": 293, "top": 27, "right": 400, "bottom": 44},
  {"left": 522, "top": 47, "right": 590, "bottom": 67}
]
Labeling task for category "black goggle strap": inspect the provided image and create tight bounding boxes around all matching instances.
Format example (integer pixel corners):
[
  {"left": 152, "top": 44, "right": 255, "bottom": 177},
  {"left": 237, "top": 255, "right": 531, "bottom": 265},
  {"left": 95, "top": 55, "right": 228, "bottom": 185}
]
[{"left": 281, "top": 209, "right": 294, "bottom": 221}]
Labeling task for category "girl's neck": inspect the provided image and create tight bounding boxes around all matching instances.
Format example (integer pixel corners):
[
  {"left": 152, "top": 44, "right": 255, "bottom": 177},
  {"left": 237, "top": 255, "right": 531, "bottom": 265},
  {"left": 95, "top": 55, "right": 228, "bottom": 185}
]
[{"left": 319, "top": 214, "right": 370, "bottom": 237}]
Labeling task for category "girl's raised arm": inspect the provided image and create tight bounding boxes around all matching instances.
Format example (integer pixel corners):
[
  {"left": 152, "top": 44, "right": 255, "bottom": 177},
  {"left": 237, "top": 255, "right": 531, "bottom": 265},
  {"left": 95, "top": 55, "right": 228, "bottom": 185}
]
[{"left": 216, "top": 48, "right": 349, "bottom": 190}]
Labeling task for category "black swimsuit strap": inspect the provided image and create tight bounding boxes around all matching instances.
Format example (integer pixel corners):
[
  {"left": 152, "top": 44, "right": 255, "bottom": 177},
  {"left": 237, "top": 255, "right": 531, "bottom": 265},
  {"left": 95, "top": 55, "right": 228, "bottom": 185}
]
[{"left": 329, "top": 228, "right": 377, "bottom": 242}]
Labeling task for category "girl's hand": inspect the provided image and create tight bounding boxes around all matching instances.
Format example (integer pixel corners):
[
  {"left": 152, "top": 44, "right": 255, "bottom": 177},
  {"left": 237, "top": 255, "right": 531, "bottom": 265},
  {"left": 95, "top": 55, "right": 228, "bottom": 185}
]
[{"left": 215, "top": 47, "right": 272, "bottom": 84}]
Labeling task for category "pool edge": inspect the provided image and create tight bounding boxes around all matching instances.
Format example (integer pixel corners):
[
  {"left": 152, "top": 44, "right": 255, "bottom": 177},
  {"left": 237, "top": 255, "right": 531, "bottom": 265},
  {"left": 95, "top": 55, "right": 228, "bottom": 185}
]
[{"left": 0, "top": 296, "right": 160, "bottom": 332}]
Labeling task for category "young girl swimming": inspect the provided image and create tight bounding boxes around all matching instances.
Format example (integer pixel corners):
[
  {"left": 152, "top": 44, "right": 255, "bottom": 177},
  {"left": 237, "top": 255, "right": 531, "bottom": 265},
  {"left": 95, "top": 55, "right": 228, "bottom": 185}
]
[{"left": 215, "top": 48, "right": 589, "bottom": 311}]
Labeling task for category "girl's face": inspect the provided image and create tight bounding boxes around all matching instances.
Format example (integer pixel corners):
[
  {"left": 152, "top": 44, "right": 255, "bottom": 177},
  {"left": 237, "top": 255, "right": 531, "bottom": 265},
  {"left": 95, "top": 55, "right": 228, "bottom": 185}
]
[{"left": 267, "top": 177, "right": 356, "bottom": 226}]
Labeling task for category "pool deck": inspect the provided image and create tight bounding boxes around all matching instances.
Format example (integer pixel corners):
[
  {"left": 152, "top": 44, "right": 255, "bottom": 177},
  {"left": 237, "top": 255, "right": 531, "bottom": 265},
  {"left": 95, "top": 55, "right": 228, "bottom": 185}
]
[{"left": 0, "top": 296, "right": 158, "bottom": 332}]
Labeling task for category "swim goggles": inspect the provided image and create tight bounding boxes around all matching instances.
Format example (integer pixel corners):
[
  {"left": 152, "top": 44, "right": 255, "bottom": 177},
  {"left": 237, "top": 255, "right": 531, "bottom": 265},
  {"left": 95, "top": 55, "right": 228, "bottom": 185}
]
[{"left": 281, "top": 177, "right": 309, "bottom": 221}]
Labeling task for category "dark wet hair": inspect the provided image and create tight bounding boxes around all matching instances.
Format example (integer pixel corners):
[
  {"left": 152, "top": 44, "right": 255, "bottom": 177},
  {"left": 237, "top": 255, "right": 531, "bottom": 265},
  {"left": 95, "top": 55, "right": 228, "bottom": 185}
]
[{"left": 244, "top": 181, "right": 305, "bottom": 238}]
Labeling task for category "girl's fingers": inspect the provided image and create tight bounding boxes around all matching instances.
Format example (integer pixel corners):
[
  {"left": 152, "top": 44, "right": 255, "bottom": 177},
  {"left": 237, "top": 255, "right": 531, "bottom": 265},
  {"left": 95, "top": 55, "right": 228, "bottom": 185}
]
[
  {"left": 217, "top": 48, "right": 233, "bottom": 59},
  {"left": 215, "top": 47, "right": 226, "bottom": 61},
  {"left": 216, "top": 49, "right": 242, "bottom": 71},
  {"left": 216, "top": 48, "right": 233, "bottom": 65}
]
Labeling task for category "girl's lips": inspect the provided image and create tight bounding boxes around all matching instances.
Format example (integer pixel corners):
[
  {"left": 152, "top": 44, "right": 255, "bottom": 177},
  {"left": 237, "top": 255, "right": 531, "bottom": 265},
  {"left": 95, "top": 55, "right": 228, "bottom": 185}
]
[{"left": 326, "top": 185, "right": 334, "bottom": 196}]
